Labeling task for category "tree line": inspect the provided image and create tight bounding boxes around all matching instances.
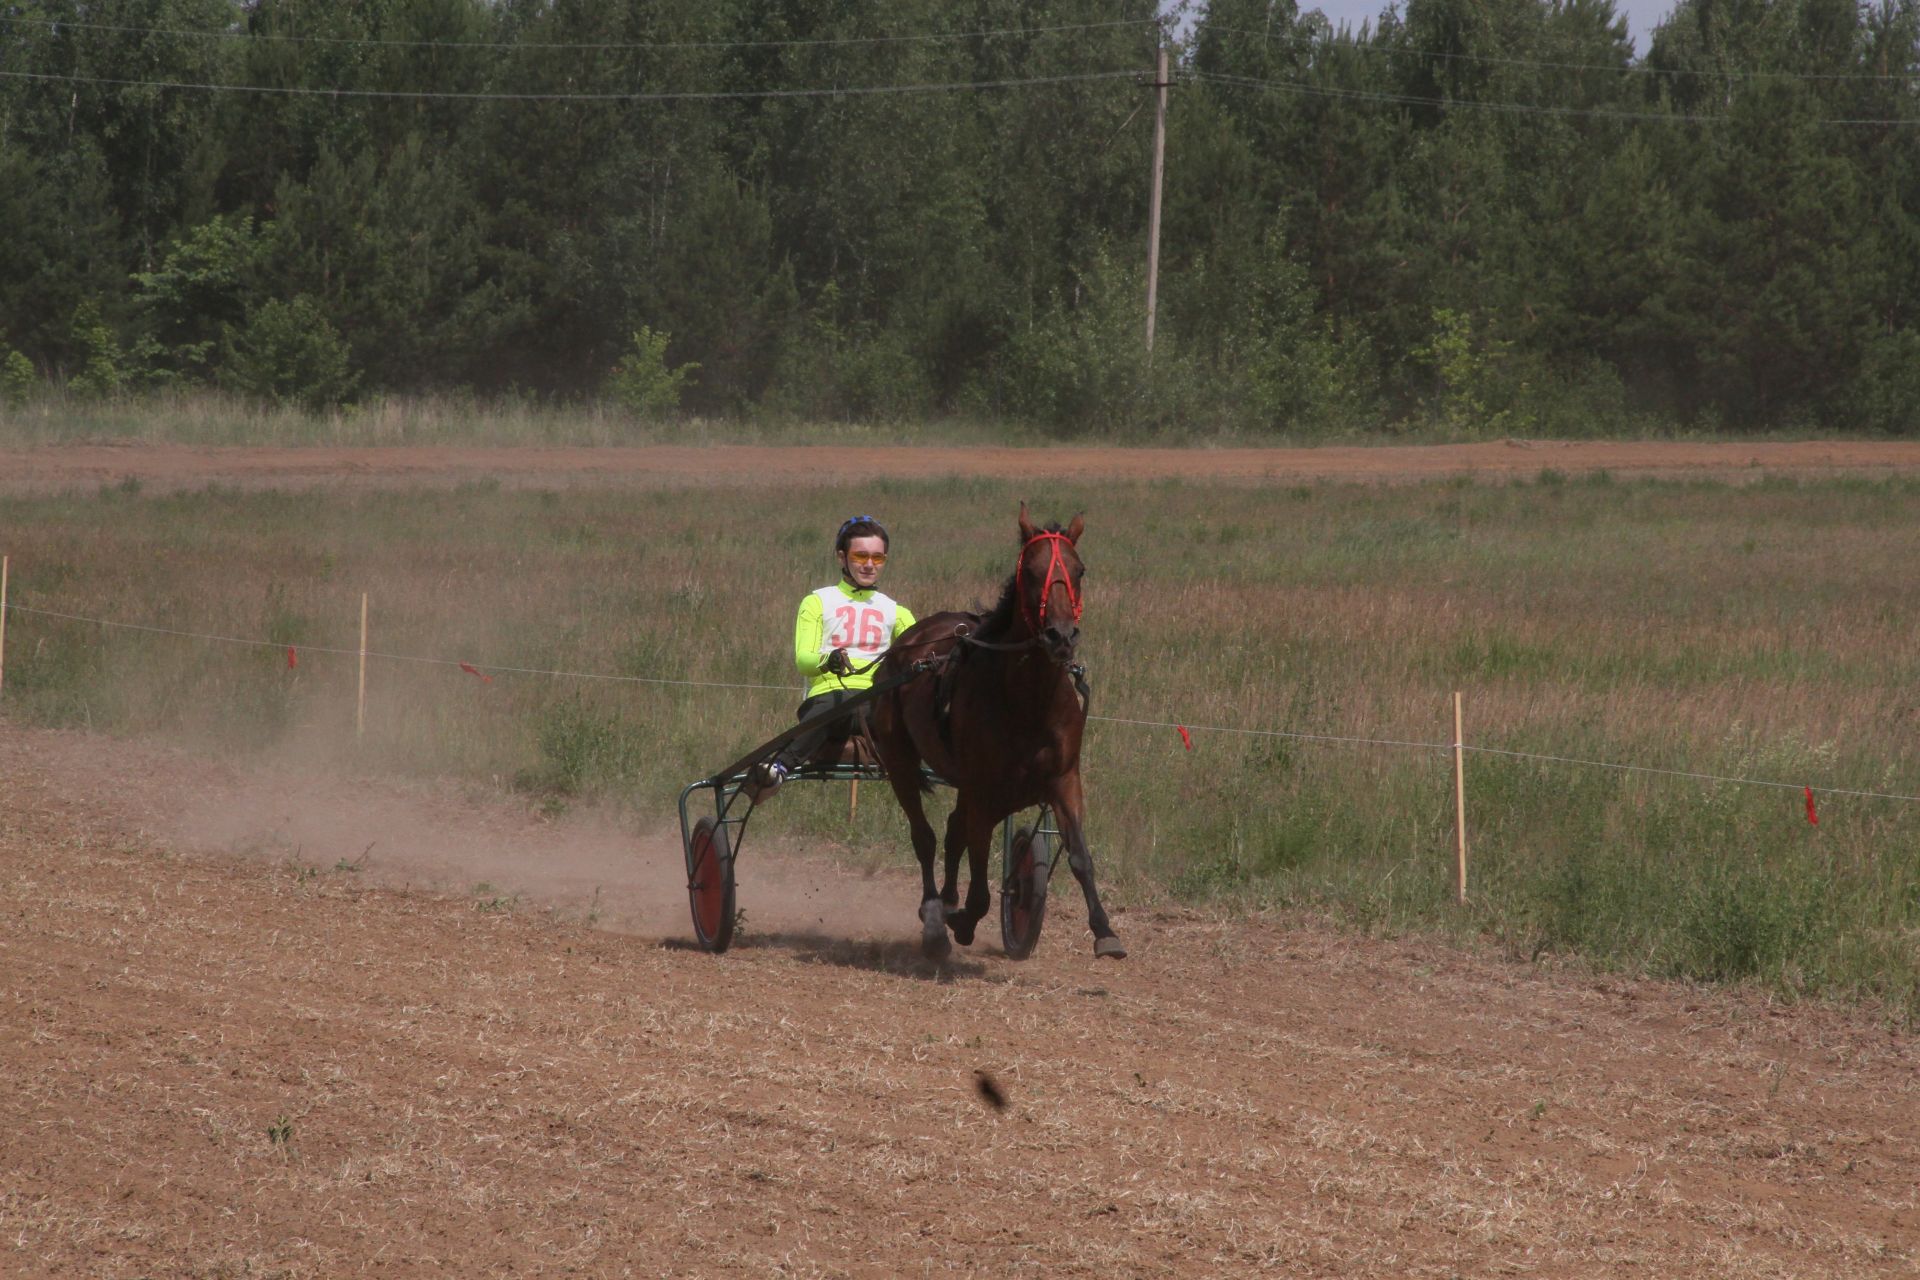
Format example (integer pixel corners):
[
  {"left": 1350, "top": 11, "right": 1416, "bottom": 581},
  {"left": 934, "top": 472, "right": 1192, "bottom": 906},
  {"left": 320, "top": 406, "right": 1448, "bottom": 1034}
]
[{"left": 2, "top": 0, "right": 1917, "bottom": 433}]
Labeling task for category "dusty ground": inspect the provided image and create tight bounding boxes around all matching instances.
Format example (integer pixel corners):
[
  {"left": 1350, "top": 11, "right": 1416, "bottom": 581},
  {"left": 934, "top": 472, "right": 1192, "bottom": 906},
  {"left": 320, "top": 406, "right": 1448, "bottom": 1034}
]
[
  {"left": 6, "top": 438, "right": 1920, "bottom": 494},
  {"left": 3, "top": 721, "right": 1916, "bottom": 1278},
  {"left": 7, "top": 441, "right": 1920, "bottom": 1276}
]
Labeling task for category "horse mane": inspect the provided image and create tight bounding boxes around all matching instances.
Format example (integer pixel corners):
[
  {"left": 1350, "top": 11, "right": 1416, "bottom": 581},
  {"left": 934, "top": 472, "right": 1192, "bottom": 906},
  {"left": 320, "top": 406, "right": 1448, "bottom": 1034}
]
[{"left": 973, "top": 520, "right": 1066, "bottom": 640}]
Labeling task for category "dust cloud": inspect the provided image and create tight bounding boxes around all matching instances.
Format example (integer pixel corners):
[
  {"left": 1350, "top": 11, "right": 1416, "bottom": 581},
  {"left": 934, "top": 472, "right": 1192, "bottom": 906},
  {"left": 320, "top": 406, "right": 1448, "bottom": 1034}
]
[
  {"left": 20, "top": 725, "right": 933, "bottom": 948},
  {"left": 177, "top": 769, "right": 932, "bottom": 944}
]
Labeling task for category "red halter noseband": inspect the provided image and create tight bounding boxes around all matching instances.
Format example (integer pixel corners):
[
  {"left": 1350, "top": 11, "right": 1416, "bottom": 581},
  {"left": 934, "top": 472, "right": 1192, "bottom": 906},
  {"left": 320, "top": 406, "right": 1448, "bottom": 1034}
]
[{"left": 1019, "top": 532, "right": 1083, "bottom": 635}]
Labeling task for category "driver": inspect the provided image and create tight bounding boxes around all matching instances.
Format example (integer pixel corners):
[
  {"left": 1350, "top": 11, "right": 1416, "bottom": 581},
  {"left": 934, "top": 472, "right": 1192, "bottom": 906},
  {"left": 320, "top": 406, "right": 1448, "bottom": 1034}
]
[{"left": 747, "top": 515, "right": 916, "bottom": 798}]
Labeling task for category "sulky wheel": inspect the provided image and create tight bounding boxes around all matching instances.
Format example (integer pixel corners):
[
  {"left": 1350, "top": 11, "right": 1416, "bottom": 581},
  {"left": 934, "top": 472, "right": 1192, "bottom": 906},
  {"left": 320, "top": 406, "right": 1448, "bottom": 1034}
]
[
  {"left": 999, "top": 824, "right": 1051, "bottom": 960},
  {"left": 686, "top": 816, "right": 736, "bottom": 953}
]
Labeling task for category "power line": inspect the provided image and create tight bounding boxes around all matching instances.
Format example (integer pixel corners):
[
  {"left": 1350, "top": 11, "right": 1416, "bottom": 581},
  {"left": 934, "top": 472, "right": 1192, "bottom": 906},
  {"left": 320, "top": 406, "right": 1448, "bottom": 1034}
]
[
  {"left": 0, "top": 66, "right": 1143, "bottom": 103},
  {"left": 1192, "top": 69, "right": 1920, "bottom": 127},
  {"left": 0, "top": 13, "right": 1161, "bottom": 53}
]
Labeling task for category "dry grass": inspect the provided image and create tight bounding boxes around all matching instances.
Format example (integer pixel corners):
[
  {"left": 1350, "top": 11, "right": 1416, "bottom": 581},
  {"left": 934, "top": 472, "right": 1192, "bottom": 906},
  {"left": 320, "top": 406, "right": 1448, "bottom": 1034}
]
[
  {"left": 4, "top": 470, "right": 1920, "bottom": 1010},
  {"left": 0, "top": 388, "right": 1052, "bottom": 448}
]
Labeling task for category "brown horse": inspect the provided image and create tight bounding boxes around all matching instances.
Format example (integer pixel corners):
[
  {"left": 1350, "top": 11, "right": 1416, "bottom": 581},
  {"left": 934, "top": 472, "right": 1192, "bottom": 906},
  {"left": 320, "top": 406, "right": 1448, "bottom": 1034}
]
[{"left": 870, "top": 504, "right": 1126, "bottom": 962}]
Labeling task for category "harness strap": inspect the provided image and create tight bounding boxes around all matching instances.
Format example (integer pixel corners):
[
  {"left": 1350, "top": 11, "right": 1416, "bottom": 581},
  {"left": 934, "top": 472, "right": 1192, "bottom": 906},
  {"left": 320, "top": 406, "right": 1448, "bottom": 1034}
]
[
  {"left": 953, "top": 624, "right": 1044, "bottom": 654},
  {"left": 1019, "top": 532, "right": 1083, "bottom": 635}
]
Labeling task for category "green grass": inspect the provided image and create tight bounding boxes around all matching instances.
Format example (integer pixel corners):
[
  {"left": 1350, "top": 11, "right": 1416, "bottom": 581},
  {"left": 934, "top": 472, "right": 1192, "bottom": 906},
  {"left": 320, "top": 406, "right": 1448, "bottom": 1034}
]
[{"left": 5, "top": 471, "right": 1920, "bottom": 1014}]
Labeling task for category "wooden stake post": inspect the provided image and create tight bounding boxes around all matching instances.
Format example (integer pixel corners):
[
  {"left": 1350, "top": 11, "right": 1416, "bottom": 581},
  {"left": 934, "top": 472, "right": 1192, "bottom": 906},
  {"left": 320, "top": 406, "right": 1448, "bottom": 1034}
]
[
  {"left": 0, "top": 555, "right": 9, "bottom": 700},
  {"left": 356, "top": 592, "right": 369, "bottom": 739},
  {"left": 1453, "top": 691, "right": 1469, "bottom": 904}
]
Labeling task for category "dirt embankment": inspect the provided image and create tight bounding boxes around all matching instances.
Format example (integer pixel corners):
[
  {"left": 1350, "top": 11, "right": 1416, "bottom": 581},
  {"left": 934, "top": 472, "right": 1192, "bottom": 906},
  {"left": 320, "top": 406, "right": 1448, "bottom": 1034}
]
[
  {"left": 2, "top": 722, "right": 1915, "bottom": 1277},
  {"left": 6, "top": 438, "right": 1920, "bottom": 494}
]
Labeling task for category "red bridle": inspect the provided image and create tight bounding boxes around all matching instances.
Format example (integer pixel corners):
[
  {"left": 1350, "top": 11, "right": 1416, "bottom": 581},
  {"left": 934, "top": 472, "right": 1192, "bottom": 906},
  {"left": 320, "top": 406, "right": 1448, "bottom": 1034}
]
[{"left": 1019, "top": 532, "right": 1083, "bottom": 635}]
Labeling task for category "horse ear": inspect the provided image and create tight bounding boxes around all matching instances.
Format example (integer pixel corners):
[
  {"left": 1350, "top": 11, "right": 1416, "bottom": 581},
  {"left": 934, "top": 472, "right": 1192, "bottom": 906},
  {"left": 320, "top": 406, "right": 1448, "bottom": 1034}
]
[
  {"left": 1065, "top": 513, "right": 1085, "bottom": 544},
  {"left": 1017, "top": 501, "right": 1037, "bottom": 541}
]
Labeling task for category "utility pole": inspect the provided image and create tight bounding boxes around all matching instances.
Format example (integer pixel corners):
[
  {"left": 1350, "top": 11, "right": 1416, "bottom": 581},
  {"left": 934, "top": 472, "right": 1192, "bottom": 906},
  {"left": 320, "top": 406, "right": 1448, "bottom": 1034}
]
[{"left": 1145, "top": 42, "right": 1169, "bottom": 357}]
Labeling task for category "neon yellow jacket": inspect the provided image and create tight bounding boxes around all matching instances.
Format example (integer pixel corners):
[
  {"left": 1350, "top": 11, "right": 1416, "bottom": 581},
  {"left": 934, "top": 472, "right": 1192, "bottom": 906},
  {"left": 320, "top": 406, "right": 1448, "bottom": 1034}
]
[{"left": 794, "top": 583, "right": 916, "bottom": 699}]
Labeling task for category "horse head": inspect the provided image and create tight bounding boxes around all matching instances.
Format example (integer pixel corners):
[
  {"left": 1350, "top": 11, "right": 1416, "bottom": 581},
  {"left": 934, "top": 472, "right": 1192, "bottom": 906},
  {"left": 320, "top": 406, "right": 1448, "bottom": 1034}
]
[{"left": 1016, "top": 501, "right": 1086, "bottom": 664}]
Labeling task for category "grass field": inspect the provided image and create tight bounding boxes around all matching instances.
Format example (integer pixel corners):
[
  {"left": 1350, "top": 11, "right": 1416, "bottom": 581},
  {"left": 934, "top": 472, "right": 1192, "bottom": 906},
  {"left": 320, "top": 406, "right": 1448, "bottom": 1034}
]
[
  {"left": 0, "top": 387, "right": 1842, "bottom": 449},
  {"left": 5, "top": 469, "right": 1920, "bottom": 1014},
  {"left": 0, "top": 389, "right": 1078, "bottom": 448}
]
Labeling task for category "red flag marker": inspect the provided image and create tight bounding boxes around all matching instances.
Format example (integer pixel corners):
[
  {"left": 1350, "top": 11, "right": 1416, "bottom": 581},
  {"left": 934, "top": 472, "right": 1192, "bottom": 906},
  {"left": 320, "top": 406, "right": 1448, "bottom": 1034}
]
[
  {"left": 1805, "top": 786, "right": 1819, "bottom": 826},
  {"left": 1176, "top": 724, "right": 1193, "bottom": 751},
  {"left": 286, "top": 645, "right": 297, "bottom": 670},
  {"left": 459, "top": 661, "right": 493, "bottom": 684}
]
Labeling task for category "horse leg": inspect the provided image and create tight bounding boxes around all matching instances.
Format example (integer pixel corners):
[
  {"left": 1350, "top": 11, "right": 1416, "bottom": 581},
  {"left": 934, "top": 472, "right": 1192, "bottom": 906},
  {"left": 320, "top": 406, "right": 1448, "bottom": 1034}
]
[
  {"left": 881, "top": 769, "right": 949, "bottom": 960},
  {"left": 1051, "top": 773, "right": 1126, "bottom": 959},
  {"left": 874, "top": 693, "right": 951, "bottom": 962},
  {"left": 947, "top": 801, "right": 995, "bottom": 948},
  {"left": 939, "top": 808, "right": 966, "bottom": 909}
]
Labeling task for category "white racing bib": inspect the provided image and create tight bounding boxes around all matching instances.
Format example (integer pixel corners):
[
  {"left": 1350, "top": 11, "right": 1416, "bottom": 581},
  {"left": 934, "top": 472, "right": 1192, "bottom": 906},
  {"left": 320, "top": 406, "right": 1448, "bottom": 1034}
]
[{"left": 812, "top": 584, "right": 899, "bottom": 666}]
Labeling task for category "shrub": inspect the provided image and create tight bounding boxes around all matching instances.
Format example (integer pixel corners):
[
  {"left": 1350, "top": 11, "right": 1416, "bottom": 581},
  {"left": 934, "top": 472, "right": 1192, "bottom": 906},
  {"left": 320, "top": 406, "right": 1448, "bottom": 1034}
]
[
  {"left": 131, "top": 213, "right": 263, "bottom": 384},
  {"left": 67, "top": 301, "right": 126, "bottom": 398},
  {"left": 1234, "top": 233, "right": 1377, "bottom": 434},
  {"left": 220, "top": 295, "right": 357, "bottom": 410},
  {"left": 607, "top": 326, "right": 698, "bottom": 416},
  {"left": 999, "top": 248, "right": 1153, "bottom": 432},
  {"left": 1848, "top": 327, "right": 1920, "bottom": 435},
  {"left": 1413, "top": 308, "right": 1538, "bottom": 437},
  {"left": 762, "top": 284, "right": 931, "bottom": 422},
  {"left": 826, "top": 328, "right": 927, "bottom": 422},
  {"left": 0, "top": 346, "right": 35, "bottom": 404}
]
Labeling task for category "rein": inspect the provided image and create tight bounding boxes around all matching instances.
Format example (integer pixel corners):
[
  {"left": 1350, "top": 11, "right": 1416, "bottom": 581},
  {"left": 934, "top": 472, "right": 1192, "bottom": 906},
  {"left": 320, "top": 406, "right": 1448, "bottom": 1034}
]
[
  {"left": 951, "top": 625, "right": 1041, "bottom": 654},
  {"left": 854, "top": 529, "right": 1091, "bottom": 707},
  {"left": 945, "top": 531, "right": 1083, "bottom": 660},
  {"left": 950, "top": 623, "right": 1091, "bottom": 713}
]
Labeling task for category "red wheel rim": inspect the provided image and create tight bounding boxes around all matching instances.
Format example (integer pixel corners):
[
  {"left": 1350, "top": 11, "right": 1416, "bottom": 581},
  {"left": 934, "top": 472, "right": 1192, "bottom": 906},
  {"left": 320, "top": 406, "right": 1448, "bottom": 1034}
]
[{"left": 690, "top": 824, "right": 726, "bottom": 942}]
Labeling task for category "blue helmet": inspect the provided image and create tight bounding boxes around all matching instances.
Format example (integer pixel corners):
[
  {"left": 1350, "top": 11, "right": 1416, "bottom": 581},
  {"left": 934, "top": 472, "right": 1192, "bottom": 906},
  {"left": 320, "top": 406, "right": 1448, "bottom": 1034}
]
[{"left": 834, "top": 514, "right": 889, "bottom": 554}]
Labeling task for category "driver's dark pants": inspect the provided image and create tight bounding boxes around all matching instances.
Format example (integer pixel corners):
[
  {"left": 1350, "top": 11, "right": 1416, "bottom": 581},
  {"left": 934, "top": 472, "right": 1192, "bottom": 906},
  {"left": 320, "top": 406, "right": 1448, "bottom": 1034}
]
[{"left": 768, "top": 689, "right": 861, "bottom": 772}]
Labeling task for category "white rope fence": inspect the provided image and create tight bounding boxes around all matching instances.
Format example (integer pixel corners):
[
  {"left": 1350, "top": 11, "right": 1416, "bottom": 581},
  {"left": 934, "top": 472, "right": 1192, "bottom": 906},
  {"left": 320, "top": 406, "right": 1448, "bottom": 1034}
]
[
  {"left": 5, "top": 596, "right": 1916, "bottom": 800},
  {"left": 1, "top": 602, "right": 795, "bottom": 694},
  {"left": 5, "top": 581, "right": 1918, "bottom": 900},
  {"left": 1458, "top": 744, "right": 1920, "bottom": 806}
]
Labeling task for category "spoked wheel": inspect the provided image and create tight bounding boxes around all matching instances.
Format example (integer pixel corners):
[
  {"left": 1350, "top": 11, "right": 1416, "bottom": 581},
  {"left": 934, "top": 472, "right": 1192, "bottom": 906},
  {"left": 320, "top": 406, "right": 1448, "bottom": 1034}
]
[
  {"left": 686, "top": 816, "right": 736, "bottom": 953},
  {"left": 999, "top": 824, "right": 1051, "bottom": 960}
]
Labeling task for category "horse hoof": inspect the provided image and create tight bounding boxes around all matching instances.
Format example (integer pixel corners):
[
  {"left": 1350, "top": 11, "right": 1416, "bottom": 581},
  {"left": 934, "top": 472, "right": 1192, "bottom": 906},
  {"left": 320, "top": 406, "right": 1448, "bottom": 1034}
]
[
  {"left": 951, "top": 917, "right": 977, "bottom": 947},
  {"left": 1093, "top": 936, "right": 1128, "bottom": 960},
  {"left": 920, "top": 900, "right": 952, "bottom": 962}
]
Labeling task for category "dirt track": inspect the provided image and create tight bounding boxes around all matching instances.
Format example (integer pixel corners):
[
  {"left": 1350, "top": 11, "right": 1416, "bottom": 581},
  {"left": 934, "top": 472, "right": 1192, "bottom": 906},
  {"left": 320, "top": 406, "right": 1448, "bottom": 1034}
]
[
  {"left": 4, "top": 723, "right": 1916, "bottom": 1277},
  {"left": 7, "top": 441, "right": 1920, "bottom": 1275},
  {"left": 7, "top": 438, "right": 1920, "bottom": 493}
]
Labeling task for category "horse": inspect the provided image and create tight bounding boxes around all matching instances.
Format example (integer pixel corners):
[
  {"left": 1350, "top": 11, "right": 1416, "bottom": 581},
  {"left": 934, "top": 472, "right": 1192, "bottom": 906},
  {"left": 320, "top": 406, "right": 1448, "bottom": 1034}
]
[{"left": 869, "top": 503, "right": 1126, "bottom": 962}]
